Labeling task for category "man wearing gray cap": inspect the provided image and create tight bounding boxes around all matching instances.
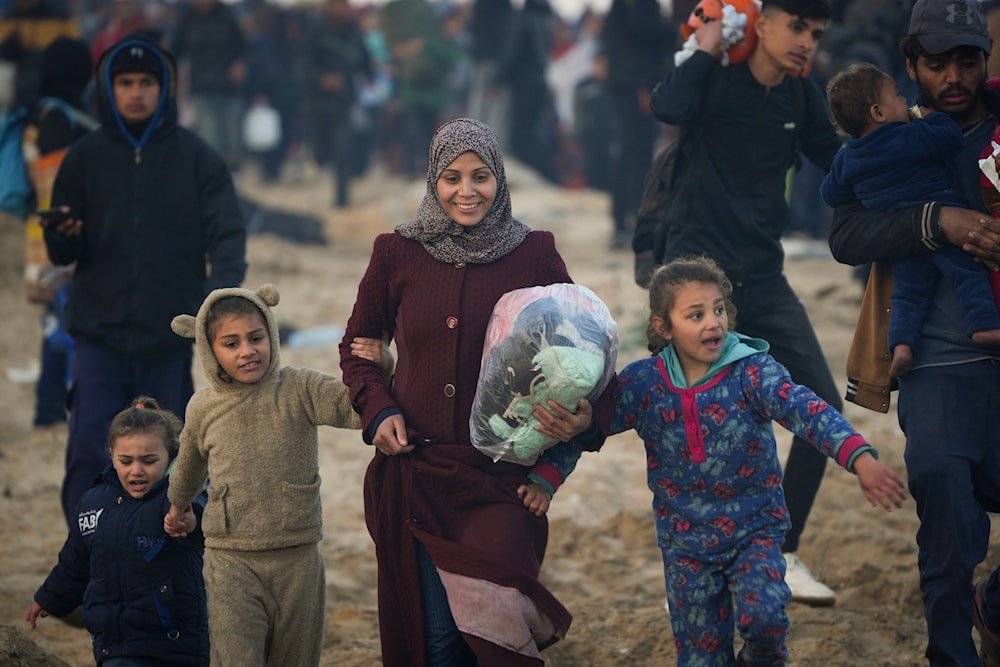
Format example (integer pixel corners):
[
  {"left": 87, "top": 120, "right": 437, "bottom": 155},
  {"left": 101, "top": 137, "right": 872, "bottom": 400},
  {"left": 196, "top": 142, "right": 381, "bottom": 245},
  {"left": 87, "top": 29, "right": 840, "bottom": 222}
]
[{"left": 829, "top": 0, "right": 1000, "bottom": 664}]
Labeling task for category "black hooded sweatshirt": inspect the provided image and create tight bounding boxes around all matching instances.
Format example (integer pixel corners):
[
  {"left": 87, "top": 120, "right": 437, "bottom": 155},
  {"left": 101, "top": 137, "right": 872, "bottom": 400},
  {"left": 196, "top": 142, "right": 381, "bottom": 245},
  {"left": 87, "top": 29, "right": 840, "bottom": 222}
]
[{"left": 43, "top": 36, "right": 246, "bottom": 360}]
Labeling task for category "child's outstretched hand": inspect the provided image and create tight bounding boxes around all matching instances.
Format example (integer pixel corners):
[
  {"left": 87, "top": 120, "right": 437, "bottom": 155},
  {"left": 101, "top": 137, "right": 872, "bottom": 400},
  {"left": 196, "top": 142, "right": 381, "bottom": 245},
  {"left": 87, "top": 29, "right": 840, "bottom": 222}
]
[
  {"left": 853, "top": 451, "right": 907, "bottom": 511},
  {"left": 518, "top": 482, "right": 551, "bottom": 517},
  {"left": 164, "top": 503, "right": 197, "bottom": 538},
  {"left": 351, "top": 337, "right": 394, "bottom": 375},
  {"left": 25, "top": 601, "right": 49, "bottom": 629}
]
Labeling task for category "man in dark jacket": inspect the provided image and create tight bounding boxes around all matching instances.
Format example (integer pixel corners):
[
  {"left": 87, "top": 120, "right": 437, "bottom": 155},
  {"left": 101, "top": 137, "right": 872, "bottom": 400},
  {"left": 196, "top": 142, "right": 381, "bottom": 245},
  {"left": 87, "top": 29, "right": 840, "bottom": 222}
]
[
  {"left": 829, "top": 0, "right": 1000, "bottom": 663},
  {"left": 171, "top": 0, "right": 247, "bottom": 171},
  {"left": 640, "top": 0, "right": 845, "bottom": 606},
  {"left": 43, "top": 36, "right": 247, "bottom": 527},
  {"left": 601, "top": 0, "right": 676, "bottom": 248},
  {"left": 299, "top": 0, "right": 372, "bottom": 207}
]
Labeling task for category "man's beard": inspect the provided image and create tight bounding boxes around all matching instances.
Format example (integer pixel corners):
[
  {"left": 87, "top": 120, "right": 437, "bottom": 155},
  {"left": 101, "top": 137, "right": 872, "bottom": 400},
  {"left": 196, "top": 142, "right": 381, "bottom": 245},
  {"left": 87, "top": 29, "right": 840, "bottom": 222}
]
[{"left": 917, "top": 77, "right": 988, "bottom": 127}]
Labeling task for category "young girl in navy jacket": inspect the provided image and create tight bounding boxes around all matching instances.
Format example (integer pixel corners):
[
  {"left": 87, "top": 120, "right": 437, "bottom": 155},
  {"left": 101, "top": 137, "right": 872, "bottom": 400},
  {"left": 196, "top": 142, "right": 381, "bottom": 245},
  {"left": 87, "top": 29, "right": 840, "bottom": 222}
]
[{"left": 27, "top": 397, "right": 209, "bottom": 666}]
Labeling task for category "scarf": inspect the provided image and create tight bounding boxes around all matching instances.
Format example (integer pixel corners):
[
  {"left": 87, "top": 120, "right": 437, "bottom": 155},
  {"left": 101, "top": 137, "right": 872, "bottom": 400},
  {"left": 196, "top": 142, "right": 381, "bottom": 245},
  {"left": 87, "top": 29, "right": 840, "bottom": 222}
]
[{"left": 396, "top": 117, "right": 530, "bottom": 264}]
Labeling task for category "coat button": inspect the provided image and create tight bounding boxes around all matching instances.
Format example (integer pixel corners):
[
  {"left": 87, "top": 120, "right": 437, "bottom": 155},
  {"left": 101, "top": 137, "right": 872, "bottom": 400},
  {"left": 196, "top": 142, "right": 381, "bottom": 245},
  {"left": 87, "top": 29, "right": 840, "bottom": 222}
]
[
  {"left": 444, "top": 383, "right": 456, "bottom": 397},
  {"left": 446, "top": 316, "right": 458, "bottom": 329},
  {"left": 454, "top": 262, "right": 466, "bottom": 268}
]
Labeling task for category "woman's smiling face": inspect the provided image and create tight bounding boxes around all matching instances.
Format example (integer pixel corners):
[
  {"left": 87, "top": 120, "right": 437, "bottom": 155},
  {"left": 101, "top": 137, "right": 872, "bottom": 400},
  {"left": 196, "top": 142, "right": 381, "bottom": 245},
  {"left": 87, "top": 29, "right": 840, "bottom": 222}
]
[{"left": 436, "top": 151, "right": 497, "bottom": 227}]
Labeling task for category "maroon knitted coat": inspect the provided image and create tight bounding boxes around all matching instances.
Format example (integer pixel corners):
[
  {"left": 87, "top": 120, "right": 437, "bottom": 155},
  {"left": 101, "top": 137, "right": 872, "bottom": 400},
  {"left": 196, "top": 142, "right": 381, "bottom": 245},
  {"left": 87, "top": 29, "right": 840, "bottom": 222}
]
[{"left": 340, "top": 230, "right": 582, "bottom": 665}]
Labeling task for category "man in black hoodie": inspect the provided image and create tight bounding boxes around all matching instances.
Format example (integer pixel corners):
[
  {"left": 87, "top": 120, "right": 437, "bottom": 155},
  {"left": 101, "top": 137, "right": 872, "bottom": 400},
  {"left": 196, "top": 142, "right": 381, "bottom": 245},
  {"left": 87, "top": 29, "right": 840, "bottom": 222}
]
[{"left": 42, "top": 35, "right": 246, "bottom": 527}]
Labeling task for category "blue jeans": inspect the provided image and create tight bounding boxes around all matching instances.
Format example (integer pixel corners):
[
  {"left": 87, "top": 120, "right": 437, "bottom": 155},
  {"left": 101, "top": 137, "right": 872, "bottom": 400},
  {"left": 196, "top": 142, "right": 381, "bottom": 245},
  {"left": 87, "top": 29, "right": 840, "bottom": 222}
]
[
  {"left": 898, "top": 360, "right": 1000, "bottom": 666},
  {"left": 35, "top": 288, "right": 72, "bottom": 425},
  {"left": 416, "top": 541, "right": 479, "bottom": 667}
]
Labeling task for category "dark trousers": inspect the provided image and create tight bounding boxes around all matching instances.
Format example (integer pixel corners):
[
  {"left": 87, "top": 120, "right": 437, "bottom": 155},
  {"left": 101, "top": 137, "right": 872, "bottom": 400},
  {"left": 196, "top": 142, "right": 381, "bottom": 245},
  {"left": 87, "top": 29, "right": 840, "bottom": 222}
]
[
  {"left": 35, "top": 296, "right": 72, "bottom": 426},
  {"left": 399, "top": 105, "right": 438, "bottom": 179},
  {"left": 305, "top": 111, "right": 355, "bottom": 207},
  {"left": 578, "top": 130, "right": 612, "bottom": 192},
  {"left": 891, "top": 247, "right": 1000, "bottom": 350},
  {"left": 730, "top": 274, "right": 838, "bottom": 553},
  {"left": 415, "top": 541, "right": 478, "bottom": 667},
  {"left": 609, "top": 86, "right": 657, "bottom": 234},
  {"left": 508, "top": 82, "right": 559, "bottom": 184},
  {"left": 62, "top": 341, "right": 193, "bottom": 526},
  {"left": 898, "top": 361, "right": 1000, "bottom": 666}
]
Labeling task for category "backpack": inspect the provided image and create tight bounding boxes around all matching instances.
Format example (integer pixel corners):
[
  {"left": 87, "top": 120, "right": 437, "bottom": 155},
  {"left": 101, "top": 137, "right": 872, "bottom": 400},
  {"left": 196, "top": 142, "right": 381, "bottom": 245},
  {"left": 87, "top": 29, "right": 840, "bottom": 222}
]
[
  {"left": 632, "top": 71, "right": 806, "bottom": 287},
  {"left": 0, "top": 106, "right": 32, "bottom": 218}
]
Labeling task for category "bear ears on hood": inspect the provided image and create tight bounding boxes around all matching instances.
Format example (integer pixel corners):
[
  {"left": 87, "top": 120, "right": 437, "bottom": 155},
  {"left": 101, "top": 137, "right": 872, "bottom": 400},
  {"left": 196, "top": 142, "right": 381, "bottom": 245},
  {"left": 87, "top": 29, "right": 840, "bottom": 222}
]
[{"left": 171, "top": 284, "right": 280, "bottom": 340}]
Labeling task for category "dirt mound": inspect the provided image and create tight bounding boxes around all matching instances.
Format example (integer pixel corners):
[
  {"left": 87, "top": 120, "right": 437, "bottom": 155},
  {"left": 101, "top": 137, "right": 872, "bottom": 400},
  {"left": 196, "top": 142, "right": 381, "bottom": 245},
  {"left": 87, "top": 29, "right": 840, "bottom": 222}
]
[{"left": 0, "top": 624, "right": 71, "bottom": 667}]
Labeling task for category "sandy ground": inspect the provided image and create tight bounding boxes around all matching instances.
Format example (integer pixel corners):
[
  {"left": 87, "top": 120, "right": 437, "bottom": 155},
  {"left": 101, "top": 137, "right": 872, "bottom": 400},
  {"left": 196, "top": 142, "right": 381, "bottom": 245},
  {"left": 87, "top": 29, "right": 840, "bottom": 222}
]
[{"left": 0, "top": 158, "right": 998, "bottom": 666}]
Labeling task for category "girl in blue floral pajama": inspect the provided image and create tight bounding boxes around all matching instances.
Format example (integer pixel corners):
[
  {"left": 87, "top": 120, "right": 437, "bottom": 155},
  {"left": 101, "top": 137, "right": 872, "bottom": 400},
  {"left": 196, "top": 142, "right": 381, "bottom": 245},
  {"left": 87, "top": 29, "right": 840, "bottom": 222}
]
[
  {"left": 614, "top": 257, "right": 908, "bottom": 665},
  {"left": 534, "top": 256, "right": 907, "bottom": 666}
]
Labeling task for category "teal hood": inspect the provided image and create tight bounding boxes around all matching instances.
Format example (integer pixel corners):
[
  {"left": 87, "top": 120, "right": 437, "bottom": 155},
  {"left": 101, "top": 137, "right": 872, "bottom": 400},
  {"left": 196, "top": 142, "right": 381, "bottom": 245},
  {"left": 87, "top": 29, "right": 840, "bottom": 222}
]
[{"left": 659, "top": 331, "right": 769, "bottom": 388}]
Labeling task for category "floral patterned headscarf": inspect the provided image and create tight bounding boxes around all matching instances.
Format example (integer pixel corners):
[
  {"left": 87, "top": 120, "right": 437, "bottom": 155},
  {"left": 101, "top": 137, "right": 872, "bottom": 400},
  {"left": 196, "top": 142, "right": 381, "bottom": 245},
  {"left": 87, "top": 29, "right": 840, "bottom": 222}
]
[{"left": 395, "top": 118, "right": 530, "bottom": 264}]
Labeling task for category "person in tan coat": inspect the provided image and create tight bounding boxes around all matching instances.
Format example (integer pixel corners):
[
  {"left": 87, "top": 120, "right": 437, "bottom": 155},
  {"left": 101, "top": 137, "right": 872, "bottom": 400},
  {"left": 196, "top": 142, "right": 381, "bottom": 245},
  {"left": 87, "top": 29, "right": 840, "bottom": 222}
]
[{"left": 163, "top": 283, "right": 387, "bottom": 667}]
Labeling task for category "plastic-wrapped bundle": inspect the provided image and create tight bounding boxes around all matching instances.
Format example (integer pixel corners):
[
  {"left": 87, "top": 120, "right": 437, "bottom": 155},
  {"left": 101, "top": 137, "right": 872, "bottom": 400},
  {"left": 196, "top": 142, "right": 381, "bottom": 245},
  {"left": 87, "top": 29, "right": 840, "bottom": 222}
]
[{"left": 471, "top": 283, "right": 619, "bottom": 465}]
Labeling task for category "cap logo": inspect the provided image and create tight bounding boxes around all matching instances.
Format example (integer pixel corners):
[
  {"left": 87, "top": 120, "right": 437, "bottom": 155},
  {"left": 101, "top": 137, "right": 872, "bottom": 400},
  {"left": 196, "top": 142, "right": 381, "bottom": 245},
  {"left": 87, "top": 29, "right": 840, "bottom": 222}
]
[
  {"left": 945, "top": 2, "right": 974, "bottom": 25},
  {"left": 130, "top": 46, "right": 144, "bottom": 58}
]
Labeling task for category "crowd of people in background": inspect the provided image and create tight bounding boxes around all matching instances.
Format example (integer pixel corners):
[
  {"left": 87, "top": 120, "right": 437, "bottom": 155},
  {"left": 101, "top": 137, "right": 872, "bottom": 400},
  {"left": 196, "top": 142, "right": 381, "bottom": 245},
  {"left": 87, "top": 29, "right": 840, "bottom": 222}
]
[
  {"left": 0, "top": 0, "right": 915, "bottom": 241},
  {"left": 14, "top": 0, "right": 1000, "bottom": 663}
]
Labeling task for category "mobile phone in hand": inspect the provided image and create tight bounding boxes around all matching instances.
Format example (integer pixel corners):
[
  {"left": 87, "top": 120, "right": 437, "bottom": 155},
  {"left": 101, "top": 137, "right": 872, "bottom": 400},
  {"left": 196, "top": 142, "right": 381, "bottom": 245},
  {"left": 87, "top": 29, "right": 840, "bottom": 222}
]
[{"left": 35, "top": 207, "right": 70, "bottom": 228}]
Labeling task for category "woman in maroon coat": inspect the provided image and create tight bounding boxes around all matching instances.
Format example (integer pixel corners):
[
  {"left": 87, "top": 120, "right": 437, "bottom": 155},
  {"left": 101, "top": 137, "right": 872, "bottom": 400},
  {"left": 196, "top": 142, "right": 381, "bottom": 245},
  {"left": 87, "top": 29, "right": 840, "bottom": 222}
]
[{"left": 339, "top": 117, "right": 610, "bottom": 665}]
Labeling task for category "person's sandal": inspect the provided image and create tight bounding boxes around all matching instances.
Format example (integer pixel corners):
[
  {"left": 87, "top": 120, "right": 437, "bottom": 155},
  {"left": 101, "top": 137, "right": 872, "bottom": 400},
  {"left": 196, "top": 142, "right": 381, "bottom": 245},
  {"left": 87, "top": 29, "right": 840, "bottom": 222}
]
[{"left": 975, "top": 581, "right": 1000, "bottom": 667}]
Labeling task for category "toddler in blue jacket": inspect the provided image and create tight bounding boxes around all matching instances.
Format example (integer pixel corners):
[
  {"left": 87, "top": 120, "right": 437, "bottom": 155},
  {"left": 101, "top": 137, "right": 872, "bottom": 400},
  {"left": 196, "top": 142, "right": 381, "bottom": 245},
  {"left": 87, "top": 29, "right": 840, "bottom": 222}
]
[{"left": 26, "top": 396, "right": 209, "bottom": 666}]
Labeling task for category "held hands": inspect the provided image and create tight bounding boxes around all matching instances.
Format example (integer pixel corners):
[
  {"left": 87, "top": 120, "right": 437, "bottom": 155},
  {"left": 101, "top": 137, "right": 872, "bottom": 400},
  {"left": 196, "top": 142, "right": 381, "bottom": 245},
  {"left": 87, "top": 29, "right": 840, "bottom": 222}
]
[
  {"left": 852, "top": 452, "right": 907, "bottom": 512},
  {"left": 163, "top": 503, "right": 197, "bottom": 538},
  {"left": 530, "top": 398, "right": 595, "bottom": 443},
  {"left": 517, "top": 482, "right": 551, "bottom": 517}
]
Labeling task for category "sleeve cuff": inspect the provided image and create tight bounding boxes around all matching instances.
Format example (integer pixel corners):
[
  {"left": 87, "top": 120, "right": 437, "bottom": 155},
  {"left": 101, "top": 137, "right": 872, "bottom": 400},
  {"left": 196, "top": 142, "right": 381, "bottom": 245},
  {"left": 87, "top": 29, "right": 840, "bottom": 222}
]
[
  {"left": 528, "top": 462, "right": 563, "bottom": 495},
  {"left": 364, "top": 407, "right": 401, "bottom": 444},
  {"left": 836, "top": 434, "right": 877, "bottom": 473},
  {"left": 926, "top": 201, "right": 946, "bottom": 250}
]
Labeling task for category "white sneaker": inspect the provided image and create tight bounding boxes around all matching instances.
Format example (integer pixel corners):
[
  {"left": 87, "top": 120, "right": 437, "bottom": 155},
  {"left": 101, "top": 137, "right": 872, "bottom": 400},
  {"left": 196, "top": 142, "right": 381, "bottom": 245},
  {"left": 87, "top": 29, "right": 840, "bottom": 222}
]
[{"left": 783, "top": 553, "right": 836, "bottom": 606}]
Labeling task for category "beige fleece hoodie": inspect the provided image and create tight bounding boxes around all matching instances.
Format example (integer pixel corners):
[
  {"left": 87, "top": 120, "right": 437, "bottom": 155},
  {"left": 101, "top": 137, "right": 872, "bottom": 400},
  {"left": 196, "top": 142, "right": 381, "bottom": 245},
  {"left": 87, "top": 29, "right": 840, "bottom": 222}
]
[{"left": 168, "top": 284, "right": 361, "bottom": 551}]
